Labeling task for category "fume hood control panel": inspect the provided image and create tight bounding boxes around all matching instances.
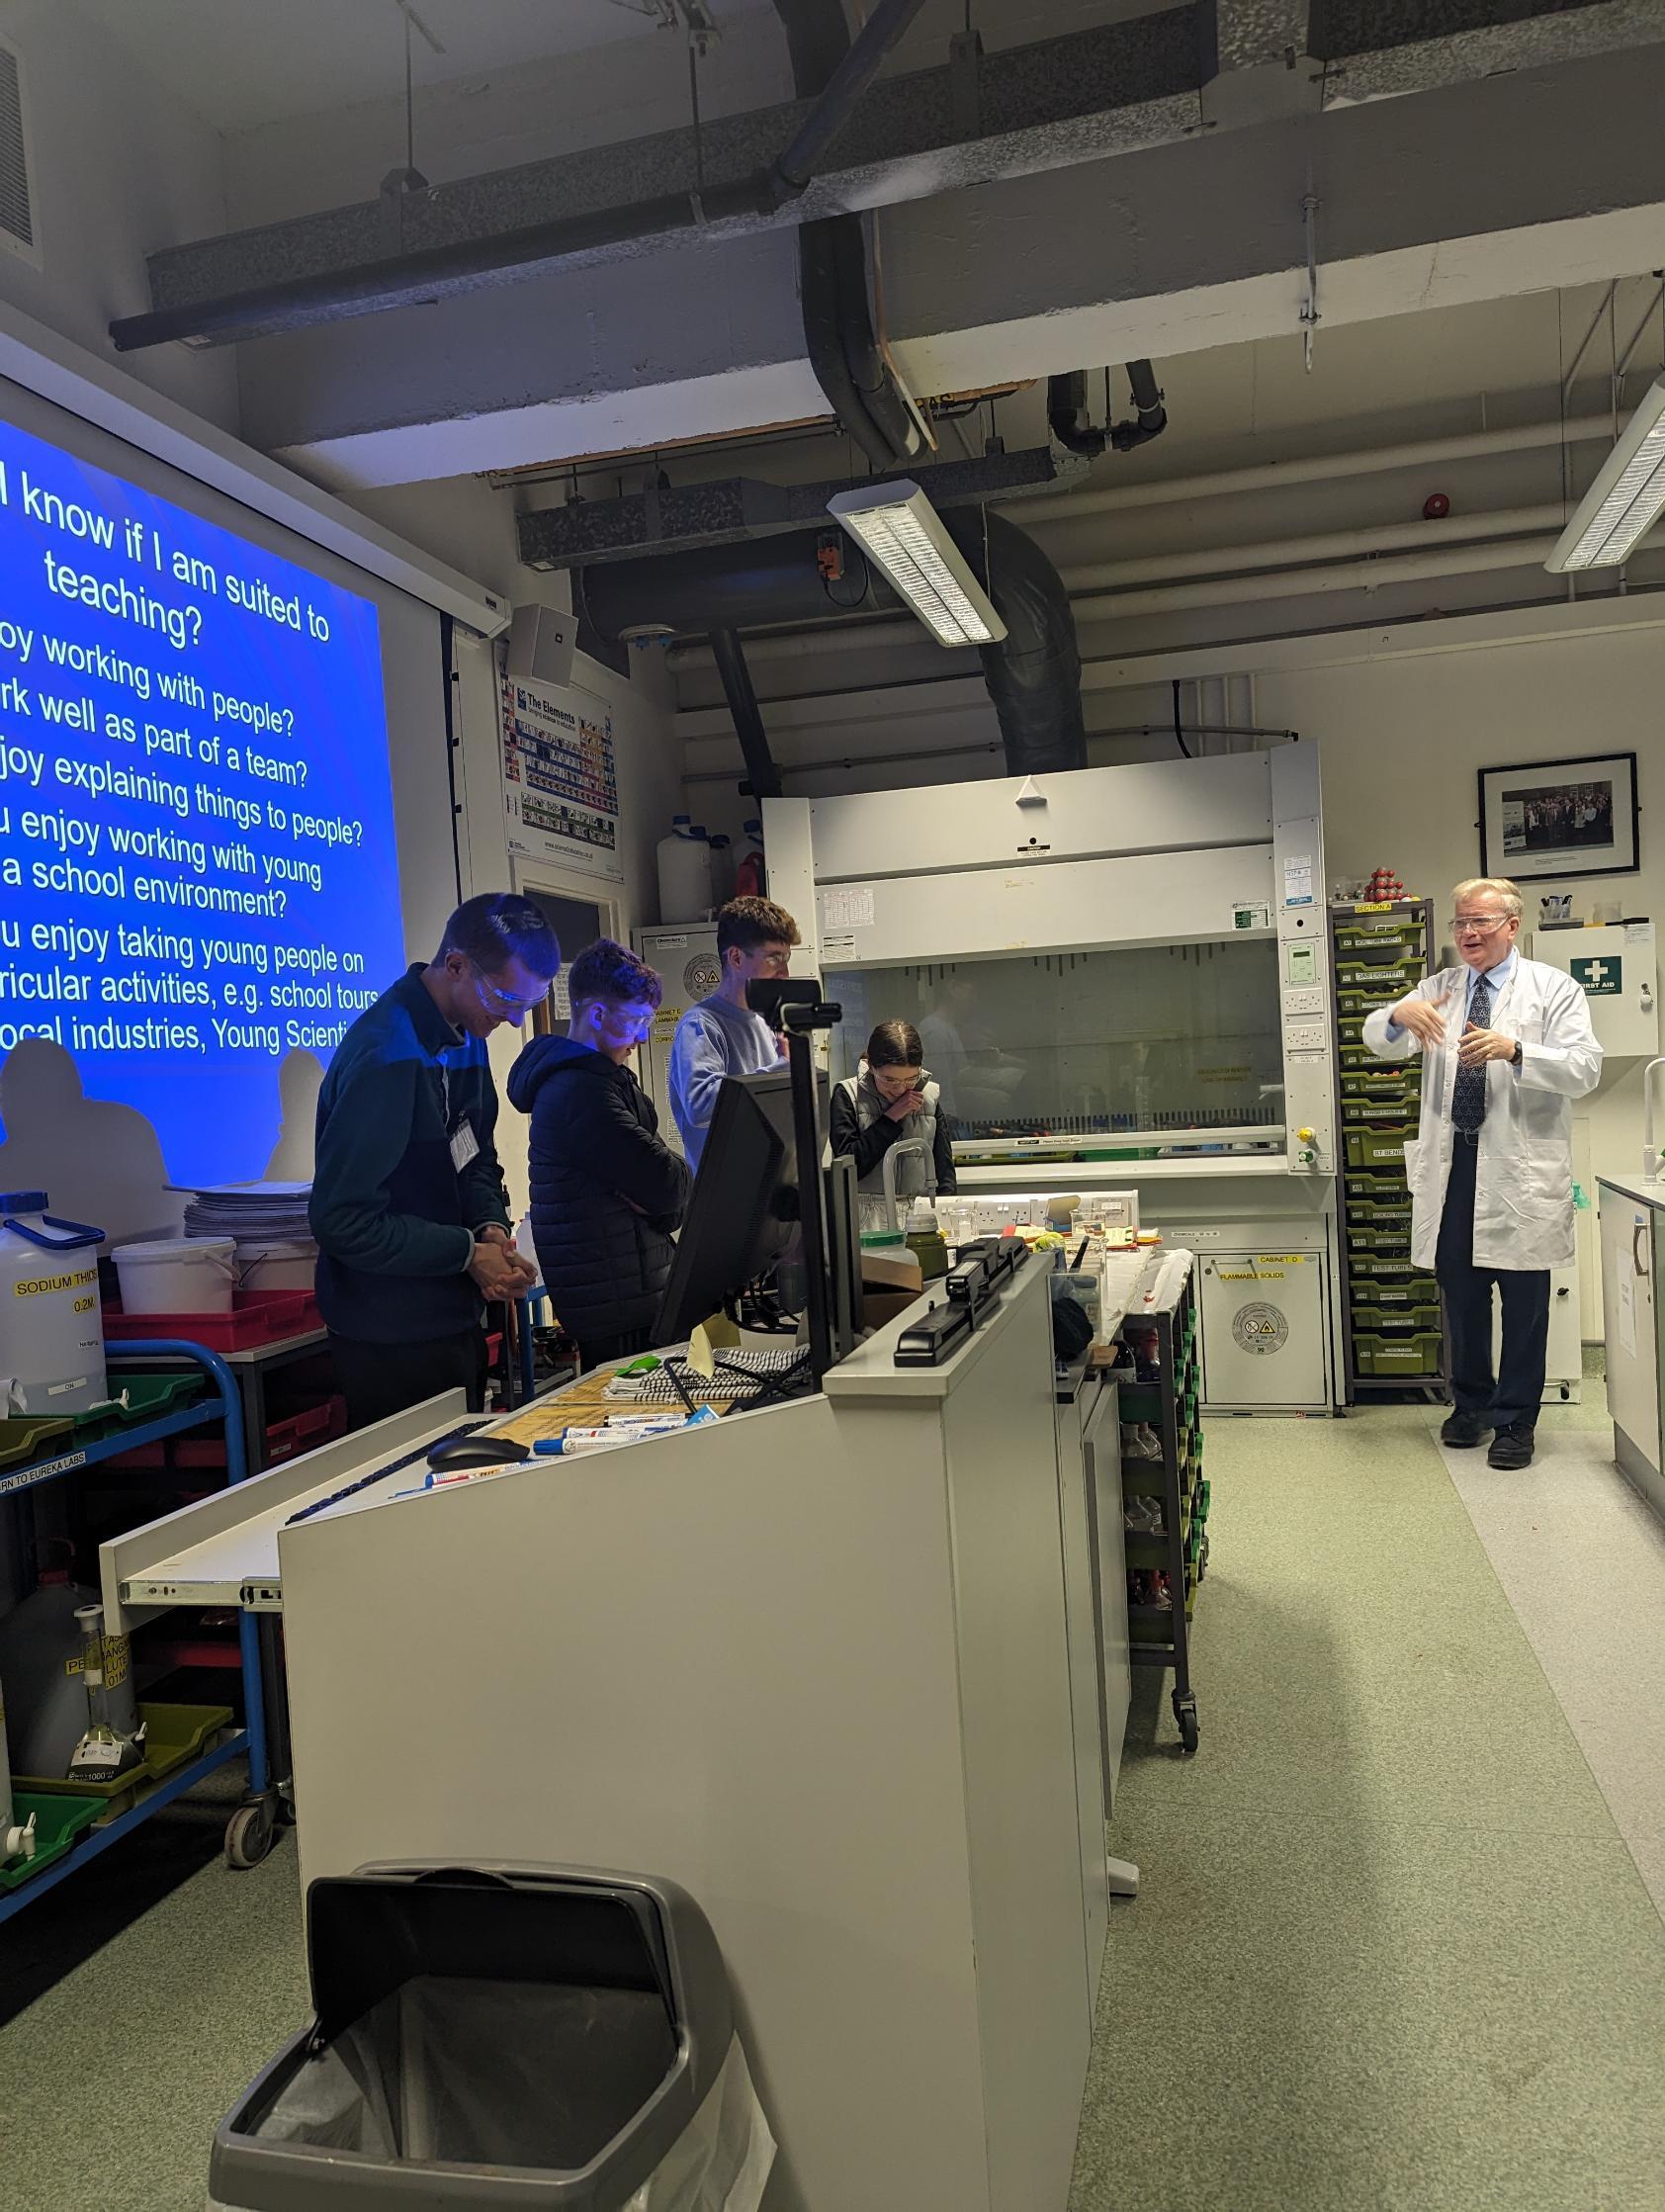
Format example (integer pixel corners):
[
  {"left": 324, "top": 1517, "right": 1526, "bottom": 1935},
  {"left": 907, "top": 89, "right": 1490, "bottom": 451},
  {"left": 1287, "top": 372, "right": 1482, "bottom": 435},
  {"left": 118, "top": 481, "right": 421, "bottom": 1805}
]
[{"left": 1271, "top": 770, "right": 1335, "bottom": 1177}]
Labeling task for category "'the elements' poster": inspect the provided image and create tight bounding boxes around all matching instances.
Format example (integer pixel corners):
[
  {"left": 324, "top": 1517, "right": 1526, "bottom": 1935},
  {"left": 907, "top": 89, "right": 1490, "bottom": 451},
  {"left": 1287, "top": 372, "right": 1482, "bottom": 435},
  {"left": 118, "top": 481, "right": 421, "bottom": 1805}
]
[{"left": 500, "top": 669, "right": 623, "bottom": 883}]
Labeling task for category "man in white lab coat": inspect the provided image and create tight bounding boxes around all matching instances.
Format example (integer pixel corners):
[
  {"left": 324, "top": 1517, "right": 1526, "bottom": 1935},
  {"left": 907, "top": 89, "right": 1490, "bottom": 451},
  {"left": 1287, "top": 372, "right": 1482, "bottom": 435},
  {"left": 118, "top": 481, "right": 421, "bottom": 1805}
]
[{"left": 1362, "top": 876, "right": 1602, "bottom": 1469}]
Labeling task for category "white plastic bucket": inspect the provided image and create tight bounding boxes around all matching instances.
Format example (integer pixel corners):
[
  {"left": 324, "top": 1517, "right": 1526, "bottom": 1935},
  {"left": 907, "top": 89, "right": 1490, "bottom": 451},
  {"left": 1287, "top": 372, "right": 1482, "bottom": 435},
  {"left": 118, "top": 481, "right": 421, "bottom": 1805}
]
[
  {"left": 236, "top": 1240, "right": 316, "bottom": 1292},
  {"left": 113, "top": 1237, "right": 236, "bottom": 1316}
]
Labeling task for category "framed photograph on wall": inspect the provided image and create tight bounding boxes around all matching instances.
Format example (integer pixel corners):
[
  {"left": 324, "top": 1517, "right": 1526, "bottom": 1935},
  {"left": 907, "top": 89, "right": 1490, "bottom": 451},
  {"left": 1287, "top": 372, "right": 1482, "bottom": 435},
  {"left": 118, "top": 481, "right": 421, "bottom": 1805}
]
[{"left": 1477, "top": 752, "right": 1639, "bottom": 882}]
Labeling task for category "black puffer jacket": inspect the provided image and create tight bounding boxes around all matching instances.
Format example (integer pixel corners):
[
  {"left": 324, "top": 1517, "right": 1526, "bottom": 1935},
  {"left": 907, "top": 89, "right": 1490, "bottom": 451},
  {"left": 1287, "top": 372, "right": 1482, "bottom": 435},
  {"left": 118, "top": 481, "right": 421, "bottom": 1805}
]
[{"left": 507, "top": 1037, "right": 692, "bottom": 1345}]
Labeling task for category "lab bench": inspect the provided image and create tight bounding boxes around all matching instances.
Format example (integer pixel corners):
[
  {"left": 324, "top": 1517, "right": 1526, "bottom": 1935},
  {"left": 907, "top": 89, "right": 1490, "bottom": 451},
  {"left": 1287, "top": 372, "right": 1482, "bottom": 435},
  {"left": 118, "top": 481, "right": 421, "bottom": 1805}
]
[{"left": 101, "top": 1260, "right": 1100, "bottom": 2212}]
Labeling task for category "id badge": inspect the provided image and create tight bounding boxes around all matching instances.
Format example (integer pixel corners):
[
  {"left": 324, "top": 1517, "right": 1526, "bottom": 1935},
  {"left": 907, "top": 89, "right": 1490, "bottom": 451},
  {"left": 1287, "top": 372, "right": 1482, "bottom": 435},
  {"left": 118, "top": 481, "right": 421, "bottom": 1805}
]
[{"left": 450, "top": 1118, "right": 480, "bottom": 1172}]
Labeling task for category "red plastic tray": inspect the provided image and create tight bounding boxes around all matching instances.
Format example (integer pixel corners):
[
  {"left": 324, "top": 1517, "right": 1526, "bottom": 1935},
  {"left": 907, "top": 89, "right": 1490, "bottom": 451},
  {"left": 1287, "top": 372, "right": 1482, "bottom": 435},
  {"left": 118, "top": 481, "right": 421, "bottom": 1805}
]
[
  {"left": 103, "top": 1288, "right": 321, "bottom": 1350},
  {"left": 104, "top": 1395, "right": 347, "bottom": 1472}
]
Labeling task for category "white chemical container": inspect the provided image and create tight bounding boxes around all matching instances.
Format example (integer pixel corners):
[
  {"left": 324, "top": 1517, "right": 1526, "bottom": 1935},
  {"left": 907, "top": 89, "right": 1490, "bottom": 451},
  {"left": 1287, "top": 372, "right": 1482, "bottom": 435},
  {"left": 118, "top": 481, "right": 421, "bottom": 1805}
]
[
  {"left": 0, "top": 1192, "right": 107, "bottom": 1415},
  {"left": 657, "top": 816, "right": 715, "bottom": 922},
  {"left": 707, "top": 832, "right": 735, "bottom": 906},
  {"left": 113, "top": 1236, "right": 236, "bottom": 1316}
]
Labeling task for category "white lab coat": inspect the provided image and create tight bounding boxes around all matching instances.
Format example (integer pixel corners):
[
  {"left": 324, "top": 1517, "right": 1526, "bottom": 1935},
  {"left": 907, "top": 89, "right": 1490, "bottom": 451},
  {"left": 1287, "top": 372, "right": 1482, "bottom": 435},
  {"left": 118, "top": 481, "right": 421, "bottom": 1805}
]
[{"left": 1361, "top": 955, "right": 1602, "bottom": 1271}]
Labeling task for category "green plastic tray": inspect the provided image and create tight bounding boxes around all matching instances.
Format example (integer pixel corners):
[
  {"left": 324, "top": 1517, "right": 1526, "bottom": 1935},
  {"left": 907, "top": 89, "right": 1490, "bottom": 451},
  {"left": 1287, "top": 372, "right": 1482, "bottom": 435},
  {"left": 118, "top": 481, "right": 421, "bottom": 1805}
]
[
  {"left": 0, "top": 1414, "right": 74, "bottom": 1473},
  {"left": 1350, "top": 1251, "right": 1436, "bottom": 1283},
  {"left": 1335, "top": 958, "right": 1422, "bottom": 994},
  {"left": 1341, "top": 1065, "right": 1417, "bottom": 1092},
  {"left": 0, "top": 1792, "right": 104, "bottom": 1892},
  {"left": 1343, "top": 1098, "right": 1418, "bottom": 1124},
  {"left": 1348, "top": 1225, "right": 1413, "bottom": 1252},
  {"left": 142, "top": 1701, "right": 234, "bottom": 1778},
  {"left": 1353, "top": 1302, "right": 1441, "bottom": 1334},
  {"left": 78, "top": 1372, "right": 208, "bottom": 1438},
  {"left": 1334, "top": 922, "right": 1425, "bottom": 957},
  {"left": 16, "top": 1701, "right": 233, "bottom": 1806},
  {"left": 1348, "top": 1194, "right": 1412, "bottom": 1224},
  {"left": 1355, "top": 1331, "right": 1442, "bottom": 1375},
  {"left": 1345, "top": 1174, "right": 1410, "bottom": 1207},
  {"left": 1347, "top": 1124, "right": 1417, "bottom": 1170}
]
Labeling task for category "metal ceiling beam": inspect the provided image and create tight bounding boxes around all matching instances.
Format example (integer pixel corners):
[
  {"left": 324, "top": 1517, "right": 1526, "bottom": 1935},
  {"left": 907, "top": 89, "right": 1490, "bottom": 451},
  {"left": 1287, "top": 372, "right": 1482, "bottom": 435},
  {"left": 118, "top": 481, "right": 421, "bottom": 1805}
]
[
  {"left": 515, "top": 444, "right": 1083, "bottom": 570},
  {"left": 112, "top": 10, "right": 1209, "bottom": 351},
  {"left": 109, "top": 0, "right": 1665, "bottom": 356}
]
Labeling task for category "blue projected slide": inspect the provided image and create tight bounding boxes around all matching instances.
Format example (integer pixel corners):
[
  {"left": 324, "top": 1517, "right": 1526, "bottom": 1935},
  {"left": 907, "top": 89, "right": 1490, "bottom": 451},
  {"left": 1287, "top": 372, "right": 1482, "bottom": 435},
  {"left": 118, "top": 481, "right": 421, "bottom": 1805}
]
[{"left": 0, "top": 412, "right": 404, "bottom": 1183}]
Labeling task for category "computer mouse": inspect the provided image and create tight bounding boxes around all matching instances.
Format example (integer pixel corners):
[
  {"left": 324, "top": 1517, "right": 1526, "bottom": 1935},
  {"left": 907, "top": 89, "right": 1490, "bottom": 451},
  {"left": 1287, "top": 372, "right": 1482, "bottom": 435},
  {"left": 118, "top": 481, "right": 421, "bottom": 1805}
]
[{"left": 427, "top": 1433, "right": 530, "bottom": 1472}]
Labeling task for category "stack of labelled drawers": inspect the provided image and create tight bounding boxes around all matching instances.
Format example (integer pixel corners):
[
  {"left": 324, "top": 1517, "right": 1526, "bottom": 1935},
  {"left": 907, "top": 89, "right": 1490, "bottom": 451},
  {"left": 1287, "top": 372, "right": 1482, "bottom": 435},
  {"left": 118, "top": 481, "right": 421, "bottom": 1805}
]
[{"left": 1332, "top": 908, "right": 1445, "bottom": 1381}]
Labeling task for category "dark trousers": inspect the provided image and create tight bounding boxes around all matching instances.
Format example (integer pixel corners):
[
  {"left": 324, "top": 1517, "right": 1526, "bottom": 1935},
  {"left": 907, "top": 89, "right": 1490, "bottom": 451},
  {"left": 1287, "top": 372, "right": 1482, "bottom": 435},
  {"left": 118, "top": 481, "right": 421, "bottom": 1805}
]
[
  {"left": 573, "top": 1324, "right": 653, "bottom": 1374},
  {"left": 1435, "top": 1133, "right": 1550, "bottom": 1430},
  {"left": 329, "top": 1327, "right": 487, "bottom": 1432}
]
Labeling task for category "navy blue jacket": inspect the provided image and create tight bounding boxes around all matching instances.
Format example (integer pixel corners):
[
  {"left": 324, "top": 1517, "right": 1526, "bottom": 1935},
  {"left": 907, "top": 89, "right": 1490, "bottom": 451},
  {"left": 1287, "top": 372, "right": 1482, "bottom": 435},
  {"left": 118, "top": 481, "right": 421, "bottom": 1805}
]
[
  {"left": 508, "top": 1035, "right": 691, "bottom": 1347},
  {"left": 309, "top": 967, "right": 508, "bottom": 1344}
]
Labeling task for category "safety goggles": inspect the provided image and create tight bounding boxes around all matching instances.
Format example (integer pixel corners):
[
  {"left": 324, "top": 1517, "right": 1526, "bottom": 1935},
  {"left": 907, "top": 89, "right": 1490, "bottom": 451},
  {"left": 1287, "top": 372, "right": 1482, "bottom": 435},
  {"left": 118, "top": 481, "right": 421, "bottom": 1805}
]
[{"left": 470, "top": 963, "right": 543, "bottom": 1021}]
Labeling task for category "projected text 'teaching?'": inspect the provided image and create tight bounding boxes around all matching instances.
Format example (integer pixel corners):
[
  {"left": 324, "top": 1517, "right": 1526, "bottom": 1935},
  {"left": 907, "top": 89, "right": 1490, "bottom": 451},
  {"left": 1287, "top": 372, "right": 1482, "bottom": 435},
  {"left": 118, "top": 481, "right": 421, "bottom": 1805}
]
[{"left": 0, "top": 413, "right": 404, "bottom": 1180}]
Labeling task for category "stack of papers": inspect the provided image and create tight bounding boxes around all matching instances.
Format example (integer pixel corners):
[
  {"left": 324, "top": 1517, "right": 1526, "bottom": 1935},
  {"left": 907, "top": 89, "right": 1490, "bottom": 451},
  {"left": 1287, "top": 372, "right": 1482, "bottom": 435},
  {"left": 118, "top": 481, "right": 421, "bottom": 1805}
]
[{"left": 177, "top": 1182, "right": 313, "bottom": 1244}]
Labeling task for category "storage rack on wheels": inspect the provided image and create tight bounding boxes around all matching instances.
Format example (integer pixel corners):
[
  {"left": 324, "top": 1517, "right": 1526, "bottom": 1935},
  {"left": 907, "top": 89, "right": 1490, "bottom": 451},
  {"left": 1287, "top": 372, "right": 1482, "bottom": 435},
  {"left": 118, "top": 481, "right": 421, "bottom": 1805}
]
[
  {"left": 1329, "top": 898, "right": 1449, "bottom": 1405},
  {"left": 0, "top": 1340, "right": 280, "bottom": 1926},
  {"left": 1118, "top": 1258, "right": 1207, "bottom": 1755}
]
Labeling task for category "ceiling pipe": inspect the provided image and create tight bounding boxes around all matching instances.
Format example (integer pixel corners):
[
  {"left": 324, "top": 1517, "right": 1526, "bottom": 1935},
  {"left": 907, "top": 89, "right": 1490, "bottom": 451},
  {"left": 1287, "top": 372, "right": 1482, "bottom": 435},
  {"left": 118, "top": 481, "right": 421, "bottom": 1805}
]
[
  {"left": 1048, "top": 372, "right": 1107, "bottom": 458},
  {"left": 774, "top": 0, "right": 920, "bottom": 476},
  {"left": 709, "top": 630, "right": 785, "bottom": 799},
  {"left": 1072, "top": 535, "right": 1590, "bottom": 621},
  {"left": 1048, "top": 365, "right": 1168, "bottom": 459},
  {"left": 662, "top": 495, "right": 1639, "bottom": 668},
  {"left": 1009, "top": 414, "right": 1619, "bottom": 525},
  {"left": 577, "top": 516, "right": 1089, "bottom": 777},
  {"left": 1118, "top": 362, "right": 1168, "bottom": 451},
  {"left": 1059, "top": 502, "right": 1572, "bottom": 591},
  {"left": 109, "top": 0, "right": 927, "bottom": 353}
]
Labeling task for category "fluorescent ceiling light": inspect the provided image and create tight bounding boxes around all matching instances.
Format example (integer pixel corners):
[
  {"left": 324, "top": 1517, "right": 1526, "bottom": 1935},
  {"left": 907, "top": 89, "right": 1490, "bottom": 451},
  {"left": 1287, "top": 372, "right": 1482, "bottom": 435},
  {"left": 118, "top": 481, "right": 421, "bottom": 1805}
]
[
  {"left": 1546, "top": 375, "right": 1665, "bottom": 573},
  {"left": 827, "top": 481, "right": 1008, "bottom": 647}
]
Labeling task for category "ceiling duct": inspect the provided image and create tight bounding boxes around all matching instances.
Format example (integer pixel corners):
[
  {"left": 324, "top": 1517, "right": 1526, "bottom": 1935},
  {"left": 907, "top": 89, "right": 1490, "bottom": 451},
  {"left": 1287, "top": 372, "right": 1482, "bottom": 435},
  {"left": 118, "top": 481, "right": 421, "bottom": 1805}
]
[
  {"left": 772, "top": 0, "right": 919, "bottom": 477},
  {"left": 574, "top": 514, "right": 1089, "bottom": 781}
]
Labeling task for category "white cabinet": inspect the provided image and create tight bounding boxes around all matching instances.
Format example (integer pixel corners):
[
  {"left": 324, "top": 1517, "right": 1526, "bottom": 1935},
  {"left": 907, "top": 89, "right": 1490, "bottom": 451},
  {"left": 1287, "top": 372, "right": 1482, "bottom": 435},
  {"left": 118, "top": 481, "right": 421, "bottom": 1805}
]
[
  {"left": 1600, "top": 1182, "right": 1662, "bottom": 1524},
  {"left": 632, "top": 923, "right": 721, "bottom": 1156},
  {"left": 1196, "top": 1249, "right": 1331, "bottom": 1411},
  {"left": 1082, "top": 1378, "right": 1132, "bottom": 1815},
  {"left": 1492, "top": 1265, "right": 1582, "bottom": 1405},
  {"left": 1532, "top": 924, "right": 1659, "bottom": 1058},
  {"left": 1053, "top": 1379, "right": 1109, "bottom": 2011}
]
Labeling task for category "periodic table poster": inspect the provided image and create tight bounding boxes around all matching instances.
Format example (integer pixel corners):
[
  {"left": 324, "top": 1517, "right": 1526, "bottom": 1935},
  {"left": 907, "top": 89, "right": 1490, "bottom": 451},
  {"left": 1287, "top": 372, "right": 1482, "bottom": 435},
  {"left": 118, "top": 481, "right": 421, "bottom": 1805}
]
[{"left": 500, "top": 667, "right": 623, "bottom": 884}]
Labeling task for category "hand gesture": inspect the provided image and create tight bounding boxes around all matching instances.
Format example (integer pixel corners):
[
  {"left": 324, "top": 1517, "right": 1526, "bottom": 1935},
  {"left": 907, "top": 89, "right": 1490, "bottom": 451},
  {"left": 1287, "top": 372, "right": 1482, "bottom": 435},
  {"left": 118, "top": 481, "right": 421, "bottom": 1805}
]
[
  {"left": 1390, "top": 996, "right": 1447, "bottom": 1047},
  {"left": 468, "top": 1235, "right": 538, "bottom": 1298},
  {"left": 883, "top": 1085, "right": 923, "bottom": 1122},
  {"left": 1456, "top": 1023, "right": 1517, "bottom": 1068}
]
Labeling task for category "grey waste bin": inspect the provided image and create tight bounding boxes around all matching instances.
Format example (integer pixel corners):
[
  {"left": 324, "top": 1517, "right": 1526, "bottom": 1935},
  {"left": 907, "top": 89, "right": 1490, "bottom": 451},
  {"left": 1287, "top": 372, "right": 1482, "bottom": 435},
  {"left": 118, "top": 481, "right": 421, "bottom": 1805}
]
[{"left": 208, "top": 1861, "right": 774, "bottom": 2212}]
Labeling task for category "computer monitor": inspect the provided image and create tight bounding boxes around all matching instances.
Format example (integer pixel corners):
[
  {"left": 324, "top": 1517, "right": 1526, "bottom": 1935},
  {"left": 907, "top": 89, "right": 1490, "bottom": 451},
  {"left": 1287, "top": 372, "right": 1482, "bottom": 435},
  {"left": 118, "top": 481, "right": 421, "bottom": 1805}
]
[{"left": 653, "top": 1068, "right": 817, "bottom": 1349}]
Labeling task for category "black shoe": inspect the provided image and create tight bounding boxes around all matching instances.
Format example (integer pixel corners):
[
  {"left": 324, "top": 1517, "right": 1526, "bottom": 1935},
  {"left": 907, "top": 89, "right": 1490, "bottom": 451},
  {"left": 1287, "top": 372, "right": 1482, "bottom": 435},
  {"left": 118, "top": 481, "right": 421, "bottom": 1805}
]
[
  {"left": 1487, "top": 1422, "right": 1535, "bottom": 1469},
  {"left": 1441, "top": 1411, "right": 1492, "bottom": 1449}
]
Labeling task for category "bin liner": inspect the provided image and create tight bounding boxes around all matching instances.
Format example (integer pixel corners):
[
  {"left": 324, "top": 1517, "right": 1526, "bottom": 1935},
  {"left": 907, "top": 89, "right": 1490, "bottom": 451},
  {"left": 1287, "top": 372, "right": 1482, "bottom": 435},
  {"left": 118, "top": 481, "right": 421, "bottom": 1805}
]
[{"left": 208, "top": 1862, "right": 774, "bottom": 2212}]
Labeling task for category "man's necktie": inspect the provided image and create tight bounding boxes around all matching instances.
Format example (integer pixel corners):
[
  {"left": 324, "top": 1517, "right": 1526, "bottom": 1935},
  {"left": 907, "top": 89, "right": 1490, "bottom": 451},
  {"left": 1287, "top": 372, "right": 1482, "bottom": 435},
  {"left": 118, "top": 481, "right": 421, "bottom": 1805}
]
[{"left": 1450, "top": 974, "right": 1492, "bottom": 1132}]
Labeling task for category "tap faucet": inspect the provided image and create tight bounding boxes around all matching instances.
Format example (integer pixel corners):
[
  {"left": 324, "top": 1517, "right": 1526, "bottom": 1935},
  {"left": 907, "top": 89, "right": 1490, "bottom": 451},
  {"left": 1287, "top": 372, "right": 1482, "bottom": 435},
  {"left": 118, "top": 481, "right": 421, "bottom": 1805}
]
[{"left": 1645, "top": 1057, "right": 1665, "bottom": 1183}]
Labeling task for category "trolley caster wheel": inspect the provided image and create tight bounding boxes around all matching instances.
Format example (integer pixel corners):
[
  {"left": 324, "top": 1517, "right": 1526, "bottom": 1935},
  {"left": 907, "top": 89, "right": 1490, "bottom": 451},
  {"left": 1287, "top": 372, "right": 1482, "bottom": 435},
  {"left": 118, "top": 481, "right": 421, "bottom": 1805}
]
[
  {"left": 224, "top": 1797, "right": 278, "bottom": 1870},
  {"left": 1174, "top": 1697, "right": 1199, "bottom": 1757}
]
